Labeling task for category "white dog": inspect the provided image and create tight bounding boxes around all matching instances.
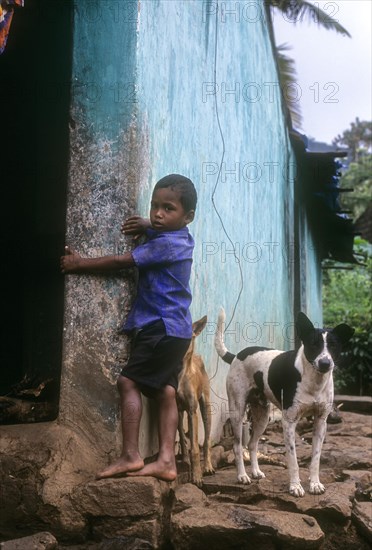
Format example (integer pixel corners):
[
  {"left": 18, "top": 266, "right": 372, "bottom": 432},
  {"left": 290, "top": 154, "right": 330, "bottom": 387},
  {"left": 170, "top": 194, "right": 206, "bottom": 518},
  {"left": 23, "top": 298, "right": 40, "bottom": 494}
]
[{"left": 215, "top": 308, "right": 354, "bottom": 497}]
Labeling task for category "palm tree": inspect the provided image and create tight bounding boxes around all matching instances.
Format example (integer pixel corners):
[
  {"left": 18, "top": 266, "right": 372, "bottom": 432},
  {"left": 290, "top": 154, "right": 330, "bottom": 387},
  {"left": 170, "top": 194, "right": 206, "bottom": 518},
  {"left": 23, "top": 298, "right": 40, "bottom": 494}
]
[
  {"left": 275, "top": 43, "right": 302, "bottom": 128},
  {"left": 267, "top": 0, "right": 351, "bottom": 128},
  {"left": 333, "top": 118, "right": 372, "bottom": 162},
  {"left": 269, "top": 0, "right": 350, "bottom": 36}
]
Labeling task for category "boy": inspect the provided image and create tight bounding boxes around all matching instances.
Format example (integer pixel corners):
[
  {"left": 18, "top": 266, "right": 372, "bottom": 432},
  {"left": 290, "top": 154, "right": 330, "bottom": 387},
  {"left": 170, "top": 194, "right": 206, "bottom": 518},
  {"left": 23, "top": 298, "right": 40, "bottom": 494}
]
[{"left": 60, "top": 174, "right": 197, "bottom": 481}]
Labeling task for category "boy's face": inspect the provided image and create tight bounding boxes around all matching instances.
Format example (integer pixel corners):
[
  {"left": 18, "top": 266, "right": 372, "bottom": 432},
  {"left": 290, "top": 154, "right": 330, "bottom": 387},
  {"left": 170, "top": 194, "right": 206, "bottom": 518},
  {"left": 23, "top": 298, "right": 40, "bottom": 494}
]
[{"left": 150, "top": 187, "right": 194, "bottom": 232}]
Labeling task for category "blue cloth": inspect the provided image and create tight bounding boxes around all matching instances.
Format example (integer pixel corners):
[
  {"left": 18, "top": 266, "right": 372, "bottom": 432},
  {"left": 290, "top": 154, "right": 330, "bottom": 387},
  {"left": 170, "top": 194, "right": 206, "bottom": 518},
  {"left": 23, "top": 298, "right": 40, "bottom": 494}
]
[{"left": 123, "top": 227, "right": 194, "bottom": 338}]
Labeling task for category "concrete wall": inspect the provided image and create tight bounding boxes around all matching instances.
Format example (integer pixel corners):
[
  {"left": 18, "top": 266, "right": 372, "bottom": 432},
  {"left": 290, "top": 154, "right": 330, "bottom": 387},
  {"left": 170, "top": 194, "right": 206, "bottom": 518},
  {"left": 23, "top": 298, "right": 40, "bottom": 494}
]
[
  {"left": 59, "top": 0, "right": 142, "bottom": 459},
  {"left": 60, "top": 0, "right": 322, "bottom": 456},
  {"left": 298, "top": 203, "right": 323, "bottom": 326},
  {"left": 134, "top": 1, "right": 298, "bottom": 441}
]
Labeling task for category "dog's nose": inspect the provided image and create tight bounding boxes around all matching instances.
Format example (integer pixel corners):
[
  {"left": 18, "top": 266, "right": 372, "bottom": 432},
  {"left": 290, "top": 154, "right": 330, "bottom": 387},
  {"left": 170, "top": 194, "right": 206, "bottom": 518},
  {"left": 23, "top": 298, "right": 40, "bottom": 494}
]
[{"left": 318, "top": 358, "right": 331, "bottom": 372}]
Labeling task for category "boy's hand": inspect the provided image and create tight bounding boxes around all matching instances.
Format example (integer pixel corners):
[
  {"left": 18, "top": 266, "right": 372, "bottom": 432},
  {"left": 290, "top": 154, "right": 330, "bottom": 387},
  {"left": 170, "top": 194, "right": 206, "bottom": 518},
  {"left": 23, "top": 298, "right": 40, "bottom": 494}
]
[
  {"left": 122, "top": 216, "right": 151, "bottom": 238},
  {"left": 60, "top": 246, "right": 82, "bottom": 273}
]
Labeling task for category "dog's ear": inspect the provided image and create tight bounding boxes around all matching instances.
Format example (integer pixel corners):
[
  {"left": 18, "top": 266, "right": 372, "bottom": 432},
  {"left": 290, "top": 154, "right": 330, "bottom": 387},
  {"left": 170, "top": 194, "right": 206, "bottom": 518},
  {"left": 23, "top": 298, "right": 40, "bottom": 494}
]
[
  {"left": 332, "top": 323, "right": 354, "bottom": 346},
  {"left": 192, "top": 315, "right": 208, "bottom": 336},
  {"left": 296, "top": 312, "right": 315, "bottom": 341}
]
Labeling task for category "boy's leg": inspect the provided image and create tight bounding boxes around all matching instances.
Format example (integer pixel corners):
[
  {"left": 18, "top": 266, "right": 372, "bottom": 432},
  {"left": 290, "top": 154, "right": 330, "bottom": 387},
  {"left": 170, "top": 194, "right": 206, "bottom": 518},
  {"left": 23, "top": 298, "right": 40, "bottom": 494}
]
[
  {"left": 96, "top": 375, "right": 144, "bottom": 479},
  {"left": 128, "top": 384, "right": 178, "bottom": 482}
]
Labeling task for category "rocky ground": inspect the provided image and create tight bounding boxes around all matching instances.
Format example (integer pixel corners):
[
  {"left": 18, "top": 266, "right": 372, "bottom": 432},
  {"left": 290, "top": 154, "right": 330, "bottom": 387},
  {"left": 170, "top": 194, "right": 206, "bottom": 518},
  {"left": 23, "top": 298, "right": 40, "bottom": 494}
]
[
  {"left": 1, "top": 409, "right": 371, "bottom": 549},
  {"left": 168, "top": 409, "right": 372, "bottom": 550}
]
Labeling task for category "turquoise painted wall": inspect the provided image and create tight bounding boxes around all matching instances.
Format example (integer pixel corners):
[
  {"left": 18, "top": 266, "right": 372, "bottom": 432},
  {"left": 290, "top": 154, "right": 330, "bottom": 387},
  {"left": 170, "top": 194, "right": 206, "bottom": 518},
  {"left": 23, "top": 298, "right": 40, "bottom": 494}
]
[
  {"left": 298, "top": 203, "right": 323, "bottom": 326},
  {"left": 62, "top": 0, "right": 322, "bottom": 454},
  {"left": 135, "top": 1, "right": 299, "bottom": 440}
]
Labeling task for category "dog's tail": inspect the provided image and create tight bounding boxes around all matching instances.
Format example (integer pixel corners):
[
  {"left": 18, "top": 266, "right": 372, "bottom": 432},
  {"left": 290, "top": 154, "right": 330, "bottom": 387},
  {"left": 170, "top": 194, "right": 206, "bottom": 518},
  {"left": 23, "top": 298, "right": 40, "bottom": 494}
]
[{"left": 214, "top": 308, "right": 236, "bottom": 365}]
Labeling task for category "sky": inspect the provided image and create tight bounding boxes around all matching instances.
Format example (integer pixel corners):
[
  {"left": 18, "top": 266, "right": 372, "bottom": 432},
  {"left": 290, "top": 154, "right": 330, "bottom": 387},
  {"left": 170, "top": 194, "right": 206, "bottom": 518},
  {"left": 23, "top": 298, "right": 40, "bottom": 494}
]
[{"left": 271, "top": 0, "right": 372, "bottom": 144}]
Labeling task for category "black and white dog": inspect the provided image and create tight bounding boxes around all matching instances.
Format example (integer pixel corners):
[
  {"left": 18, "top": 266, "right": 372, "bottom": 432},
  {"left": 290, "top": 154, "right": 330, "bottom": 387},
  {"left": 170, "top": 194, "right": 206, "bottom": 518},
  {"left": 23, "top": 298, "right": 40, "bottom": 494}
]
[{"left": 215, "top": 308, "right": 354, "bottom": 497}]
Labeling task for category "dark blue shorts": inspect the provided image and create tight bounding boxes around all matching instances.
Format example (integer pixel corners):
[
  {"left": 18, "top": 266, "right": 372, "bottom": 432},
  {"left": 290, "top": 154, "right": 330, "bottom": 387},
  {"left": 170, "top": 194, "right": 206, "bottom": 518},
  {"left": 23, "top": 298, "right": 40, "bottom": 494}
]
[{"left": 121, "top": 320, "right": 190, "bottom": 398}]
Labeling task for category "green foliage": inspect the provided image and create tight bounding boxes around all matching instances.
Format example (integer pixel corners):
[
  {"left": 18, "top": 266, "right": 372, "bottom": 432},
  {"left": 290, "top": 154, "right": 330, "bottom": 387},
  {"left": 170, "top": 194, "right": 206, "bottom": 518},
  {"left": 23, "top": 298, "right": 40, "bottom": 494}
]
[
  {"left": 333, "top": 118, "right": 372, "bottom": 162},
  {"left": 323, "top": 242, "right": 372, "bottom": 395},
  {"left": 324, "top": 124, "right": 372, "bottom": 395},
  {"left": 340, "top": 153, "right": 372, "bottom": 220}
]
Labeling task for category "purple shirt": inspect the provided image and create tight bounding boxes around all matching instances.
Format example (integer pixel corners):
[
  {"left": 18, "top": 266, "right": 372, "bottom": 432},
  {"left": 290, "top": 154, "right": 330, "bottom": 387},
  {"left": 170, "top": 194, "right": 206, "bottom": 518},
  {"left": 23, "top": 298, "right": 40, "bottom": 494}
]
[{"left": 123, "top": 227, "right": 194, "bottom": 338}]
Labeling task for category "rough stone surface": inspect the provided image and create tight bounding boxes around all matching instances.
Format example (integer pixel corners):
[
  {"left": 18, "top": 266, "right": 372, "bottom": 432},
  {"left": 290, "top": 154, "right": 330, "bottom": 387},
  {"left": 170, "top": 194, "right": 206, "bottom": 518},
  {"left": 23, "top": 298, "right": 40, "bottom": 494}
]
[
  {"left": 227, "top": 506, "right": 324, "bottom": 548},
  {"left": 196, "top": 411, "right": 372, "bottom": 550},
  {"left": 71, "top": 477, "right": 171, "bottom": 546},
  {"left": 1, "top": 411, "right": 371, "bottom": 549},
  {"left": 0, "top": 532, "right": 57, "bottom": 550},
  {"left": 73, "top": 477, "right": 163, "bottom": 518},
  {"left": 352, "top": 502, "right": 372, "bottom": 543},
  {"left": 354, "top": 471, "right": 372, "bottom": 501},
  {"left": 171, "top": 503, "right": 324, "bottom": 549},
  {"left": 0, "top": 423, "right": 100, "bottom": 539},
  {"left": 202, "top": 467, "right": 355, "bottom": 521},
  {"left": 209, "top": 445, "right": 225, "bottom": 470},
  {"left": 173, "top": 483, "right": 208, "bottom": 512},
  {"left": 171, "top": 504, "right": 256, "bottom": 550},
  {"left": 89, "top": 518, "right": 161, "bottom": 547},
  {"left": 334, "top": 395, "right": 372, "bottom": 413}
]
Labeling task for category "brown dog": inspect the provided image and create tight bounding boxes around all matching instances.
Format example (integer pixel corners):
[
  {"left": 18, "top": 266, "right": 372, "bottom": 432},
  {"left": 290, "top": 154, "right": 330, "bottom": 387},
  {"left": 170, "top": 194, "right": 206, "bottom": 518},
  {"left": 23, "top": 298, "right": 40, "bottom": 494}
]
[{"left": 177, "top": 316, "right": 215, "bottom": 486}]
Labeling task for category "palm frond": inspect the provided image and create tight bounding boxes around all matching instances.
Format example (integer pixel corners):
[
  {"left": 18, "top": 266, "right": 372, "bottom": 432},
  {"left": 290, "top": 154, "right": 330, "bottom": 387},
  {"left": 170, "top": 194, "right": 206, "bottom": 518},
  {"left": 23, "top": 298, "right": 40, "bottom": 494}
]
[
  {"left": 269, "top": 0, "right": 351, "bottom": 37},
  {"left": 276, "top": 43, "right": 302, "bottom": 128}
]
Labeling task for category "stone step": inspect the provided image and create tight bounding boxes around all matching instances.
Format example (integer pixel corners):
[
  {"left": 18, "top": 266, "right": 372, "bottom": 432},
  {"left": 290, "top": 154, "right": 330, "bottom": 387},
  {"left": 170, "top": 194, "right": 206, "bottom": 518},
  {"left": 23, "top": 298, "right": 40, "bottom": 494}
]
[
  {"left": 334, "top": 395, "right": 372, "bottom": 414},
  {"left": 171, "top": 481, "right": 324, "bottom": 549}
]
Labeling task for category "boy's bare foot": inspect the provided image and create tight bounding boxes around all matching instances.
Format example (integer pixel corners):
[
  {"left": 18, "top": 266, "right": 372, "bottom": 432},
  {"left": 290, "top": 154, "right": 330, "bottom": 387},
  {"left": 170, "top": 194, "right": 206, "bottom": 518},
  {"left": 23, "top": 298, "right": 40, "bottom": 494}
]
[
  {"left": 127, "top": 459, "right": 177, "bottom": 482},
  {"left": 96, "top": 457, "right": 144, "bottom": 480}
]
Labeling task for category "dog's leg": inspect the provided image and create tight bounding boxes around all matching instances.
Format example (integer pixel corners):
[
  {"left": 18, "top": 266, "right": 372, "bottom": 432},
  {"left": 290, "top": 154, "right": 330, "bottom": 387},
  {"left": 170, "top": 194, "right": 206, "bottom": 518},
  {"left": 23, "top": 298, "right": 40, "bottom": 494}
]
[
  {"left": 282, "top": 411, "right": 305, "bottom": 497},
  {"left": 199, "top": 394, "right": 215, "bottom": 476},
  {"left": 178, "top": 411, "right": 190, "bottom": 465},
  {"left": 248, "top": 403, "right": 270, "bottom": 479},
  {"left": 309, "top": 414, "right": 328, "bottom": 495},
  {"left": 188, "top": 409, "right": 202, "bottom": 486},
  {"left": 229, "top": 393, "right": 251, "bottom": 484}
]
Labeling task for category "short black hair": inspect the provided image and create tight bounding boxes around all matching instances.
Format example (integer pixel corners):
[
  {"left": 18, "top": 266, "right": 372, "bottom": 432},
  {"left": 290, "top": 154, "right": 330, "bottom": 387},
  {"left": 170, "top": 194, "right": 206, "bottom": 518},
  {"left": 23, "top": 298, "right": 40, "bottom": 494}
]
[{"left": 154, "top": 174, "right": 197, "bottom": 212}]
